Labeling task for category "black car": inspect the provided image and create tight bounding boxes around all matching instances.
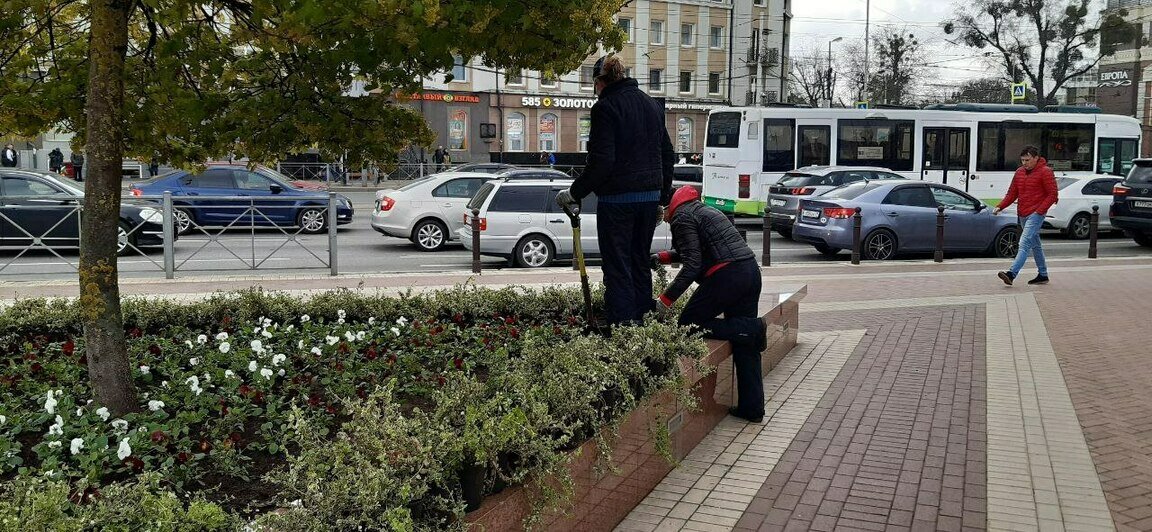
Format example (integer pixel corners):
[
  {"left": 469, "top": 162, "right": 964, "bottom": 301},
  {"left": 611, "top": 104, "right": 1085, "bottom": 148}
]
[
  {"left": 1110, "top": 158, "right": 1152, "bottom": 247},
  {"left": 0, "top": 169, "right": 168, "bottom": 255}
]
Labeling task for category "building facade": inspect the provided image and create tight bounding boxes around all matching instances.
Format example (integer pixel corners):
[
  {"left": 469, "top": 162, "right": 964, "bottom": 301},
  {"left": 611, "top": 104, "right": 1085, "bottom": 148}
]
[
  {"left": 411, "top": 0, "right": 791, "bottom": 164},
  {"left": 1096, "top": 0, "right": 1152, "bottom": 154}
]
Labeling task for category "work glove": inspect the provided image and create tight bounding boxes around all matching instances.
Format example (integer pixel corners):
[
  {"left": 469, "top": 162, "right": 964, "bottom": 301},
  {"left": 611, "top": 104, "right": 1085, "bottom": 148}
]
[
  {"left": 649, "top": 253, "right": 662, "bottom": 270},
  {"left": 555, "top": 188, "right": 577, "bottom": 208}
]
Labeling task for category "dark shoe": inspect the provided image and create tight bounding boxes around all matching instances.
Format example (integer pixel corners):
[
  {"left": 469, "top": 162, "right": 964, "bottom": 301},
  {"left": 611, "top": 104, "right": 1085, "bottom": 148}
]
[
  {"left": 998, "top": 271, "right": 1015, "bottom": 286},
  {"left": 1027, "top": 275, "right": 1049, "bottom": 285},
  {"left": 728, "top": 406, "right": 764, "bottom": 424}
]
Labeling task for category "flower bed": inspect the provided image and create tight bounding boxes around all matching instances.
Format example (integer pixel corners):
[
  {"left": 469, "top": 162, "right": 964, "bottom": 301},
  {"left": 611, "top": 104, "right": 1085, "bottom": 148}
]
[{"left": 0, "top": 287, "right": 707, "bottom": 530}]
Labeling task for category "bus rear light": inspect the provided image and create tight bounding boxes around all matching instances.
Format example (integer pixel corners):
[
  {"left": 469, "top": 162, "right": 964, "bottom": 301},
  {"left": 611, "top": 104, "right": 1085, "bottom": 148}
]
[{"left": 738, "top": 174, "right": 751, "bottom": 199}]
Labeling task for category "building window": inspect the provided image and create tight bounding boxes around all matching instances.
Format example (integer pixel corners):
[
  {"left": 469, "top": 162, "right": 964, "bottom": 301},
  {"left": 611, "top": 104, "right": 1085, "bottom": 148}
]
[
  {"left": 679, "top": 71, "right": 693, "bottom": 93},
  {"left": 539, "top": 113, "right": 558, "bottom": 152},
  {"left": 578, "top": 114, "right": 592, "bottom": 152},
  {"left": 681, "top": 23, "right": 695, "bottom": 46},
  {"left": 676, "top": 118, "right": 694, "bottom": 153},
  {"left": 649, "top": 69, "right": 663, "bottom": 92},
  {"left": 540, "top": 73, "right": 558, "bottom": 89},
  {"left": 708, "top": 72, "right": 722, "bottom": 94},
  {"left": 710, "top": 26, "right": 724, "bottom": 49},
  {"left": 448, "top": 109, "right": 467, "bottom": 150},
  {"left": 580, "top": 66, "right": 595, "bottom": 91},
  {"left": 617, "top": 18, "right": 632, "bottom": 42},
  {"left": 506, "top": 112, "right": 525, "bottom": 152},
  {"left": 650, "top": 20, "right": 664, "bottom": 45},
  {"left": 505, "top": 70, "right": 523, "bottom": 86},
  {"left": 450, "top": 55, "right": 468, "bottom": 82}
]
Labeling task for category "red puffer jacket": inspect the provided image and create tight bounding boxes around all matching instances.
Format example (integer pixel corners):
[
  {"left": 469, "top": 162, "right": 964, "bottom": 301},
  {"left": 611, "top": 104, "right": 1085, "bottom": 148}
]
[{"left": 997, "top": 157, "right": 1058, "bottom": 217}]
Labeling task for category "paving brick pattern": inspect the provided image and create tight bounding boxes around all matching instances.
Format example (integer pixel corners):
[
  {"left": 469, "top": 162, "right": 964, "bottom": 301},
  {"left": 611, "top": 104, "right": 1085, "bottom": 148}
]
[{"left": 734, "top": 305, "right": 987, "bottom": 532}]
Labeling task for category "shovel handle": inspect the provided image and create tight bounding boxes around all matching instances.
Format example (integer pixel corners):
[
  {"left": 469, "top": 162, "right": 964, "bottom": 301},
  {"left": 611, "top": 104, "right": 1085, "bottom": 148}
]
[{"left": 557, "top": 196, "right": 581, "bottom": 227}]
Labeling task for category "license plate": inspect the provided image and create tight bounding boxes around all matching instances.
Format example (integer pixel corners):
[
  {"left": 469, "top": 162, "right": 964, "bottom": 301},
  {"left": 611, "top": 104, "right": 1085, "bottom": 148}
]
[
  {"left": 770, "top": 199, "right": 786, "bottom": 207},
  {"left": 801, "top": 209, "right": 820, "bottom": 219},
  {"left": 1133, "top": 200, "right": 1152, "bottom": 209}
]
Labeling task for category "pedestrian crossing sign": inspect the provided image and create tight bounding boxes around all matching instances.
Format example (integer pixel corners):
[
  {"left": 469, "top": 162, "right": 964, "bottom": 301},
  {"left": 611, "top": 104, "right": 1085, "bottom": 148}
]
[
  {"left": 1011, "top": 83, "right": 1027, "bottom": 102},
  {"left": 855, "top": 101, "right": 869, "bottom": 109}
]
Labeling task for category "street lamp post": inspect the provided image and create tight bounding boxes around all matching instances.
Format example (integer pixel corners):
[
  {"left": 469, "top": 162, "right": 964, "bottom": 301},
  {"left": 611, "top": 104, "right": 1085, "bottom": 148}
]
[{"left": 827, "top": 37, "right": 843, "bottom": 108}]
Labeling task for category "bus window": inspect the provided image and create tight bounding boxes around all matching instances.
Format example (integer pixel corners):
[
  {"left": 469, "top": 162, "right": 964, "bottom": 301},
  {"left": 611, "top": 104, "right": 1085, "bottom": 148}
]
[
  {"left": 1044, "top": 123, "right": 1094, "bottom": 171},
  {"left": 799, "top": 126, "right": 831, "bottom": 167},
  {"left": 1098, "top": 138, "right": 1138, "bottom": 176},
  {"left": 836, "top": 119, "right": 914, "bottom": 171},
  {"left": 978, "top": 122, "right": 1095, "bottom": 171},
  {"left": 763, "top": 119, "right": 795, "bottom": 172},
  {"left": 706, "top": 112, "right": 741, "bottom": 148},
  {"left": 977, "top": 124, "right": 1000, "bottom": 171}
]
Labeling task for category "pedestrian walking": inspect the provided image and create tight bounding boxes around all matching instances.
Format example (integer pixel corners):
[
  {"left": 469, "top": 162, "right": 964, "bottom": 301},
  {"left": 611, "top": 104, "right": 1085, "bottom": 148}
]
[
  {"left": 547, "top": 152, "right": 556, "bottom": 168},
  {"left": 995, "top": 145, "right": 1058, "bottom": 286},
  {"left": 556, "top": 55, "right": 675, "bottom": 325},
  {"left": 48, "top": 148, "right": 64, "bottom": 173},
  {"left": 1, "top": 144, "right": 17, "bottom": 167},
  {"left": 651, "top": 186, "right": 766, "bottom": 423},
  {"left": 70, "top": 150, "right": 85, "bottom": 182},
  {"left": 149, "top": 155, "right": 160, "bottom": 177},
  {"left": 433, "top": 146, "right": 446, "bottom": 172}
]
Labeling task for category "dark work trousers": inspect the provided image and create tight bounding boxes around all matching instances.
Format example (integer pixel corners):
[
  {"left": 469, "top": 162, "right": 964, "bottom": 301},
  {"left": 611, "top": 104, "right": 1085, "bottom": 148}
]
[
  {"left": 677, "top": 258, "right": 765, "bottom": 419},
  {"left": 597, "top": 201, "right": 660, "bottom": 325}
]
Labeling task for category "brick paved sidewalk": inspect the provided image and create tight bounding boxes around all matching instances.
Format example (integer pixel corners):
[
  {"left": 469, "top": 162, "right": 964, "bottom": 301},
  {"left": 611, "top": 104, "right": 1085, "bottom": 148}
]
[{"left": 619, "top": 258, "right": 1152, "bottom": 532}]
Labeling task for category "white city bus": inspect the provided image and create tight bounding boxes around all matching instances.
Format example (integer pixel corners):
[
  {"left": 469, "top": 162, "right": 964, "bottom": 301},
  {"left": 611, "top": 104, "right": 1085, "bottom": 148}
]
[{"left": 701, "top": 103, "right": 1141, "bottom": 215}]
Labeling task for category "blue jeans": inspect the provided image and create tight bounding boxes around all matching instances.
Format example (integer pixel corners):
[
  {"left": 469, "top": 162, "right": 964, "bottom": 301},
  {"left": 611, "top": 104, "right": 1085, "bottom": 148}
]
[{"left": 1010, "top": 213, "right": 1048, "bottom": 277}]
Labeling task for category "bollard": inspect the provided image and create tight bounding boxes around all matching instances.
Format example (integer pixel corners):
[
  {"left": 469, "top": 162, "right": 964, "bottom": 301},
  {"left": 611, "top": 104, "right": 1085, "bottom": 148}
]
[
  {"left": 1089, "top": 205, "right": 1100, "bottom": 259},
  {"left": 934, "top": 206, "right": 946, "bottom": 263},
  {"left": 470, "top": 207, "right": 482, "bottom": 273},
  {"left": 328, "top": 192, "right": 339, "bottom": 276},
  {"left": 162, "top": 191, "right": 175, "bottom": 279},
  {"left": 851, "top": 207, "right": 862, "bottom": 265},
  {"left": 762, "top": 205, "right": 771, "bottom": 267}
]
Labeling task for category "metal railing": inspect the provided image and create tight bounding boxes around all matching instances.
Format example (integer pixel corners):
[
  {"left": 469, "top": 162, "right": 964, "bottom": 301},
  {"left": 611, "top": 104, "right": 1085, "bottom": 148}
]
[{"left": 0, "top": 193, "right": 339, "bottom": 278}]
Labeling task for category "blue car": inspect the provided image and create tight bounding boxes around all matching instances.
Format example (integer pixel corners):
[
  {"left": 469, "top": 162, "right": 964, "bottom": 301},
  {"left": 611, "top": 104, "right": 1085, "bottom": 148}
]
[
  {"left": 792, "top": 181, "right": 1021, "bottom": 260},
  {"left": 129, "top": 165, "right": 353, "bottom": 234}
]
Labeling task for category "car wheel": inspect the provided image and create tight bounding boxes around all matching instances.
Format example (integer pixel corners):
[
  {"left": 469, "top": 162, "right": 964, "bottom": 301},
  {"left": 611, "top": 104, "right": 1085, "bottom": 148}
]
[
  {"left": 116, "top": 223, "right": 135, "bottom": 256},
  {"left": 173, "top": 207, "right": 194, "bottom": 235},
  {"left": 412, "top": 219, "right": 448, "bottom": 252},
  {"left": 297, "top": 207, "right": 327, "bottom": 234},
  {"left": 992, "top": 226, "right": 1021, "bottom": 258},
  {"left": 1066, "top": 213, "right": 1091, "bottom": 240},
  {"left": 776, "top": 227, "right": 793, "bottom": 239},
  {"left": 863, "top": 229, "right": 897, "bottom": 261},
  {"left": 513, "top": 234, "right": 554, "bottom": 268},
  {"left": 1134, "top": 231, "right": 1152, "bottom": 248},
  {"left": 814, "top": 244, "right": 841, "bottom": 257}
]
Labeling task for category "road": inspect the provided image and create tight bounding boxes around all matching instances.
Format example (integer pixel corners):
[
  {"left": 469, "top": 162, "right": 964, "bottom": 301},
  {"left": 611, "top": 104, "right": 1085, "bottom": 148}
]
[{"left": 0, "top": 190, "right": 1147, "bottom": 282}]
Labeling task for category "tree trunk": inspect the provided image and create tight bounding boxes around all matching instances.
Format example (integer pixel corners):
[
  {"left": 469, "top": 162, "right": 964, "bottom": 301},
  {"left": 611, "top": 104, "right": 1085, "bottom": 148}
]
[{"left": 80, "top": 0, "right": 137, "bottom": 416}]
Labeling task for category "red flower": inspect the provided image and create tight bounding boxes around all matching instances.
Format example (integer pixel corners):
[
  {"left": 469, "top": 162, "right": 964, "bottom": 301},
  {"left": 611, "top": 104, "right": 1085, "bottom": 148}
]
[
  {"left": 567, "top": 315, "right": 578, "bottom": 326},
  {"left": 453, "top": 313, "right": 464, "bottom": 324},
  {"left": 387, "top": 354, "right": 397, "bottom": 365},
  {"left": 198, "top": 440, "right": 213, "bottom": 453},
  {"left": 356, "top": 387, "right": 368, "bottom": 399},
  {"left": 252, "top": 391, "right": 265, "bottom": 404},
  {"left": 30, "top": 363, "right": 43, "bottom": 374},
  {"left": 150, "top": 430, "right": 168, "bottom": 444},
  {"left": 221, "top": 316, "right": 232, "bottom": 326},
  {"left": 123, "top": 456, "right": 145, "bottom": 471},
  {"left": 334, "top": 362, "right": 345, "bottom": 372},
  {"left": 325, "top": 404, "right": 339, "bottom": 415},
  {"left": 307, "top": 394, "right": 322, "bottom": 407},
  {"left": 70, "top": 486, "right": 101, "bottom": 505},
  {"left": 437, "top": 375, "right": 446, "bottom": 387},
  {"left": 365, "top": 347, "right": 378, "bottom": 360},
  {"left": 238, "top": 384, "right": 252, "bottom": 396},
  {"left": 61, "top": 339, "right": 75, "bottom": 355},
  {"left": 453, "top": 357, "right": 464, "bottom": 370},
  {"left": 176, "top": 452, "right": 191, "bottom": 464},
  {"left": 147, "top": 344, "right": 161, "bottom": 355},
  {"left": 505, "top": 316, "right": 518, "bottom": 325},
  {"left": 337, "top": 342, "right": 349, "bottom": 354},
  {"left": 128, "top": 327, "right": 142, "bottom": 338},
  {"left": 23, "top": 353, "right": 36, "bottom": 361},
  {"left": 509, "top": 327, "right": 520, "bottom": 339},
  {"left": 553, "top": 326, "right": 563, "bottom": 336}
]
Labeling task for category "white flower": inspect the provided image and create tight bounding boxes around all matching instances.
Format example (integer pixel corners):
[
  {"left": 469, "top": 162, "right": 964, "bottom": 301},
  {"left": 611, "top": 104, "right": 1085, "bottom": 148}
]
[
  {"left": 260, "top": 368, "right": 274, "bottom": 380},
  {"left": 70, "top": 438, "right": 84, "bottom": 455},
  {"left": 338, "top": 310, "right": 346, "bottom": 320},
  {"left": 189, "top": 358, "right": 199, "bottom": 366},
  {"left": 96, "top": 407, "right": 110, "bottom": 421},
  {"left": 185, "top": 340, "right": 194, "bottom": 348},
  {"left": 48, "top": 441, "right": 62, "bottom": 449},
  {"left": 111, "top": 419, "right": 129, "bottom": 433},
  {"left": 356, "top": 331, "right": 366, "bottom": 341},
  {"left": 47, "top": 416, "right": 64, "bottom": 436},
  {"left": 253, "top": 327, "right": 261, "bottom": 336},
  {"left": 326, "top": 335, "right": 339, "bottom": 346},
  {"left": 396, "top": 316, "right": 408, "bottom": 327},
  {"left": 216, "top": 332, "right": 229, "bottom": 341},
  {"left": 262, "top": 317, "right": 273, "bottom": 328},
  {"left": 344, "top": 331, "right": 356, "bottom": 343},
  {"left": 368, "top": 317, "right": 376, "bottom": 326},
  {"left": 76, "top": 407, "right": 84, "bottom": 417},
  {"left": 300, "top": 314, "right": 311, "bottom": 323},
  {"left": 286, "top": 325, "right": 295, "bottom": 332},
  {"left": 44, "top": 391, "right": 58, "bottom": 414},
  {"left": 186, "top": 376, "right": 202, "bottom": 395},
  {"left": 262, "top": 329, "right": 273, "bottom": 339},
  {"left": 248, "top": 361, "right": 259, "bottom": 372},
  {"left": 0, "top": 415, "right": 6, "bottom": 426},
  {"left": 161, "top": 381, "right": 168, "bottom": 388},
  {"left": 224, "top": 370, "right": 236, "bottom": 378},
  {"left": 139, "top": 365, "right": 151, "bottom": 375},
  {"left": 147, "top": 400, "right": 165, "bottom": 412},
  {"left": 197, "top": 334, "right": 208, "bottom": 345},
  {"left": 390, "top": 327, "right": 401, "bottom": 336},
  {"left": 310, "top": 347, "right": 322, "bottom": 356},
  {"left": 219, "top": 342, "right": 231, "bottom": 354},
  {"left": 272, "top": 354, "right": 287, "bottom": 366},
  {"left": 251, "top": 340, "right": 264, "bottom": 353},
  {"left": 297, "top": 340, "right": 304, "bottom": 349},
  {"left": 278, "top": 369, "right": 286, "bottom": 377},
  {"left": 117, "top": 439, "right": 132, "bottom": 460}
]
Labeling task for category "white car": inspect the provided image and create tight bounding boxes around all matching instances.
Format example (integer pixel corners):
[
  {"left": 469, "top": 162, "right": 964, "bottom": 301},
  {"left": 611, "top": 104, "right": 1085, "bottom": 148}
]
[
  {"left": 1043, "top": 176, "right": 1123, "bottom": 239},
  {"left": 371, "top": 172, "right": 496, "bottom": 251}
]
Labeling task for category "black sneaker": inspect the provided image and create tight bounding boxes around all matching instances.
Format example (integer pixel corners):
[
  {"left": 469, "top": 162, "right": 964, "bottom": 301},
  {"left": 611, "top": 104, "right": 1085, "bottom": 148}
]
[
  {"left": 998, "top": 271, "right": 1015, "bottom": 286},
  {"left": 728, "top": 407, "right": 764, "bottom": 424},
  {"left": 1027, "top": 275, "right": 1049, "bottom": 285}
]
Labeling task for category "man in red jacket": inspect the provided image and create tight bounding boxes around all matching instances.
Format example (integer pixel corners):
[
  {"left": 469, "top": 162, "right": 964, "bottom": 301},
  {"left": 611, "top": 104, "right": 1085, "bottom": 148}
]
[{"left": 994, "top": 145, "right": 1058, "bottom": 285}]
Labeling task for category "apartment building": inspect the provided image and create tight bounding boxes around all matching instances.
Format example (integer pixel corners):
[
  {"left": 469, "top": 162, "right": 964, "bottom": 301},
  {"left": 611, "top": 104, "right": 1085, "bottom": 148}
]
[{"left": 407, "top": 0, "right": 790, "bottom": 164}]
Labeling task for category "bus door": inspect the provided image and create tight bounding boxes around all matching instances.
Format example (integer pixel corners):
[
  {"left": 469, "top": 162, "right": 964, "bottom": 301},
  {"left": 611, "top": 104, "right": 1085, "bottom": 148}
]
[{"left": 921, "top": 127, "right": 972, "bottom": 190}]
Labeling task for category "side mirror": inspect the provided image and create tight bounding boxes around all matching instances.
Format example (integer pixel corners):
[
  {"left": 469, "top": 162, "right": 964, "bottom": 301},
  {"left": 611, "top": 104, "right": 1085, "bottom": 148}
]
[
  {"left": 270, "top": 184, "right": 283, "bottom": 194},
  {"left": 975, "top": 203, "right": 987, "bottom": 212}
]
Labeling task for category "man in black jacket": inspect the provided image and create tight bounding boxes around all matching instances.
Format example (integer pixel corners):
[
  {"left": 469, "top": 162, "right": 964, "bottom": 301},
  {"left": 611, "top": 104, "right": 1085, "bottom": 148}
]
[
  {"left": 652, "top": 186, "right": 766, "bottom": 423},
  {"left": 557, "top": 55, "right": 675, "bottom": 325}
]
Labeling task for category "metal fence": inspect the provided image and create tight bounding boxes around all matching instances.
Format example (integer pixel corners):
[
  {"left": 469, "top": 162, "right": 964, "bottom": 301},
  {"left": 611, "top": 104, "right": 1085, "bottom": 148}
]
[{"left": 0, "top": 193, "right": 339, "bottom": 278}]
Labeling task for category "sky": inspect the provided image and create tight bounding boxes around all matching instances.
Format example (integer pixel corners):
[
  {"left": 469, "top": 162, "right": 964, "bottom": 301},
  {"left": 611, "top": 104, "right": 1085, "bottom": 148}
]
[{"left": 789, "top": 0, "right": 994, "bottom": 99}]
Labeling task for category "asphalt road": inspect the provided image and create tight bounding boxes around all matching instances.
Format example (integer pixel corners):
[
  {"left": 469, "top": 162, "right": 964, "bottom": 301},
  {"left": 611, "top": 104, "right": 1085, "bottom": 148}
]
[{"left": 0, "top": 190, "right": 1147, "bottom": 282}]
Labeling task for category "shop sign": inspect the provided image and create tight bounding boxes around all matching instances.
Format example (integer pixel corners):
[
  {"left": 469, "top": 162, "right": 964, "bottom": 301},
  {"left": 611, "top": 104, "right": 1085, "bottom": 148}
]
[
  {"left": 400, "top": 92, "right": 481, "bottom": 104},
  {"left": 520, "top": 96, "right": 597, "bottom": 109},
  {"left": 1098, "top": 70, "right": 1132, "bottom": 88}
]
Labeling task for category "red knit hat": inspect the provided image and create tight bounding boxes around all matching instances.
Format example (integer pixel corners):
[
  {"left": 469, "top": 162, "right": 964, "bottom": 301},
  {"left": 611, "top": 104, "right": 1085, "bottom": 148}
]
[{"left": 667, "top": 186, "right": 700, "bottom": 218}]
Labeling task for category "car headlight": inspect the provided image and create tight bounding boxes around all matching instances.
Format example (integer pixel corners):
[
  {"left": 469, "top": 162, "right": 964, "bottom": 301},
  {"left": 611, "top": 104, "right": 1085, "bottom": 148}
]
[{"left": 138, "top": 207, "right": 163, "bottom": 224}]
